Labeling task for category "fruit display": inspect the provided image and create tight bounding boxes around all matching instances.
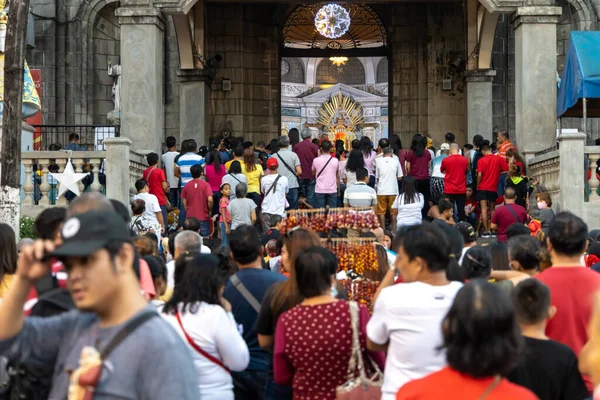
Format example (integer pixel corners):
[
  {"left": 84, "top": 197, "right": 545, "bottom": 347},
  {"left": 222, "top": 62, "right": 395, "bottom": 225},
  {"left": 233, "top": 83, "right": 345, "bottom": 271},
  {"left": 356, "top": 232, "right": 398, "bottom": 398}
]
[
  {"left": 281, "top": 209, "right": 328, "bottom": 234},
  {"left": 339, "top": 278, "right": 380, "bottom": 310},
  {"left": 322, "top": 238, "right": 378, "bottom": 275},
  {"left": 281, "top": 207, "right": 379, "bottom": 234}
]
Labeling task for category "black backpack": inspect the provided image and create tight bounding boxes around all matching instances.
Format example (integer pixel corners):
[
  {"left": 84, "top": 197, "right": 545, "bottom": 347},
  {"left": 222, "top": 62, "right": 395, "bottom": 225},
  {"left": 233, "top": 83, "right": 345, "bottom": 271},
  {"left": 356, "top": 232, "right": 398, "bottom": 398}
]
[{"left": 0, "top": 274, "right": 75, "bottom": 400}]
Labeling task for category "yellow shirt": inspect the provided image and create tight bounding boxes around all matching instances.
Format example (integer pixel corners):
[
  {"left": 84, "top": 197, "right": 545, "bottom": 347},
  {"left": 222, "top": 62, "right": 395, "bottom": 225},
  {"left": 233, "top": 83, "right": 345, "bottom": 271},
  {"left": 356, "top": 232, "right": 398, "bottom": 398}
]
[
  {"left": 242, "top": 163, "right": 264, "bottom": 194},
  {"left": 0, "top": 274, "right": 14, "bottom": 298},
  {"left": 225, "top": 159, "right": 245, "bottom": 172}
]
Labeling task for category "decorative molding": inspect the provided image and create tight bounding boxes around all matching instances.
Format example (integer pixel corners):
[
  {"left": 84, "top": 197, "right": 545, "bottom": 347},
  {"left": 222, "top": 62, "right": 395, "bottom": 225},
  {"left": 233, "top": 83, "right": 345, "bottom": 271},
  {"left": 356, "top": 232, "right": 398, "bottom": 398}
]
[
  {"left": 281, "top": 83, "right": 312, "bottom": 98},
  {"left": 282, "top": 108, "right": 302, "bottom": 117}
]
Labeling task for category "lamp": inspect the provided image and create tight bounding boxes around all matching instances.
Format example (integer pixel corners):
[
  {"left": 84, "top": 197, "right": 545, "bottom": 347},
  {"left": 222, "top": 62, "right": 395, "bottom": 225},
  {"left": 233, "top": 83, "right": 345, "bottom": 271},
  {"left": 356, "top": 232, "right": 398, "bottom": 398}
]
[
  {"left": 314, "top": 4, "right": 351, "bottom": 39},
  {"left": 329, "top": 56, "right": 348, "bottom": 67}
]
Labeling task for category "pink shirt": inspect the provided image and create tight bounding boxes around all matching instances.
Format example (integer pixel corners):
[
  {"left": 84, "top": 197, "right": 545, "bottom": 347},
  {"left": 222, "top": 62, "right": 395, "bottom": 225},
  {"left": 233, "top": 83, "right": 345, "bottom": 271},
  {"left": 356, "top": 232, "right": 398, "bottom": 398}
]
[
  {"left": 204, "top": 164, "right": 227, "bottom": 192},
  {"left": 363, "top": 151, "right": 377, "bottom": 177},
  {"left": 219, "top": 197, "right": 231, "bottom": 222},
  {"left": 312, "top": 154, "right": 339, "bottom": 194}
]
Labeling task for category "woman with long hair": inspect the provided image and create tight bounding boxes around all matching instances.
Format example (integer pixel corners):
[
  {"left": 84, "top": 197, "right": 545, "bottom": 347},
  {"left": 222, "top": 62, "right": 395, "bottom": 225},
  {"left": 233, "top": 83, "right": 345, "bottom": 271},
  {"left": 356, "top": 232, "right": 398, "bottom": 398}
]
[
  {"left": 359, "top": 136, "right": 377, "bottom": 187},
  {"left": 462, "top": 246, "right": 493, "bottom": 280},
  {"left": 490, "top": 241, "right": 510, "bottom": 271},
  {"left": 396, "top": 280, "right": 535, "bottom": 399},
  {"left": 343, "top": 150, "right": 365, "bottom": 187},
  {"left": 406, "top": 134, "right": 432, "bottom": 217},
  {"left": 393, "top": 175, "right": 425, "bottom": 227},
  {"left": 506, "top": 148, "right": 526, "bottom": 176},
  {"left": 205, "top": 149, "right": 227, "bottom": 217},
  {"left": 162, "top": 254, "right": 249, "bottom": 399},
  {"left": 241, "top": 147, "right": 264, "bottom": 206},
  {"left": 0, "top": 224, "right": 17, "bottom": 298}
]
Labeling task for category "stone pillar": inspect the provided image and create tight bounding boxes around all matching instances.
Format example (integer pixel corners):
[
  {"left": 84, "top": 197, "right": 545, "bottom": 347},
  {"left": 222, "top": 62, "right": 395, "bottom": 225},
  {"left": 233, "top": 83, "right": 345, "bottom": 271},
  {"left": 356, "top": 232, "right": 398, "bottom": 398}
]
[
  {"left": 116, "top": 7, "right": 165, "bottom": 155},
  {"left": 557, "top": 131, "right": 586, "bottom": 213},
  {"left": 178, "top": 70, "right": 210, "bottom": 146},
  {"left": 513, "top": 6, "right": 562, "bottom": 157},
  {"left": 104, "top": 137, "right": 132, "bottom": 206},
  {"left": 465, "top": 70, "right": 496, "bottom": 142}
]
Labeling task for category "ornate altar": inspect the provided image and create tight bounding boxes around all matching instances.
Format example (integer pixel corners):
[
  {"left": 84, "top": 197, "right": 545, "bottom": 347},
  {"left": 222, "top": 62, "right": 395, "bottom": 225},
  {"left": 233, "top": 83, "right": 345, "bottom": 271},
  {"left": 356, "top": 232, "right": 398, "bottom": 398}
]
[{"left": 317, "top": 92, "right": 364, "bottom": 149}]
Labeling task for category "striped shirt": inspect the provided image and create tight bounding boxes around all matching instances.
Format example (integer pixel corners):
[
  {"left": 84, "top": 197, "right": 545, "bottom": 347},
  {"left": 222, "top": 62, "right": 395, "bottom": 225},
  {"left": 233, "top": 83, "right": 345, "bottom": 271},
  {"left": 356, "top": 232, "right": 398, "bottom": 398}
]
[
  {"left": 177, "top": 153, "right": 205, "bottom": 186},
  {"left": 343, "top": 182, "right": 377, "bottom": 208}
]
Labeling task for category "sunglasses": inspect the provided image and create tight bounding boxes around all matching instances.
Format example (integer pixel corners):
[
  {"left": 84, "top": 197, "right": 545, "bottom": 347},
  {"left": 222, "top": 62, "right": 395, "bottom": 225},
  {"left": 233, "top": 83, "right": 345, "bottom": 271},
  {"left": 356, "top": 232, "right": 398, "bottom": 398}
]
[{"left": 285, "top": 225, "right": 305, "bottom": 238}]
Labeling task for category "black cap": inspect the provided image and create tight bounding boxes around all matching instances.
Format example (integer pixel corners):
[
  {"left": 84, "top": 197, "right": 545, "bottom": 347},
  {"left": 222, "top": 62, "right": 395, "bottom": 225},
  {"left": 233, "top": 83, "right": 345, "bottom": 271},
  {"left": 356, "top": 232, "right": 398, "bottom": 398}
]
[
  {"left": 47, "top": 211, "right": 131, "bottom": 258},
  {"left": 456, "top": 222, "right": 476, "bottom": 244}
]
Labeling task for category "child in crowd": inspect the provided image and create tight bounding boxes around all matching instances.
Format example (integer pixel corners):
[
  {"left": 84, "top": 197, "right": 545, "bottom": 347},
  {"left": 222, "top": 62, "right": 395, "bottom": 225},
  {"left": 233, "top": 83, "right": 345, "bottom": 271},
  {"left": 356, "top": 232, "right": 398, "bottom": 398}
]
[
  {"left": 219, "top": 183, "right": 232, "bottom": 246},
  {"left": 507, "top": 279, "right": 588, "bottom": 400},
  {"left": 130, "top": 199, "right": 161, "bottom": 236},
  {"left": 464, "top": 185, "right": 479, "bottom": 230},
  {"left": 264, "top": 238, "right": 283, "bottom": 272},
  {"left": 261, "top": 214, "right": 283, "bottom": 246},
  {"left": 434, "top": 199, "right": 456, "bottom": 226},
  {"left": 227, "top": 182, "right": 257, "bottom": 231}
]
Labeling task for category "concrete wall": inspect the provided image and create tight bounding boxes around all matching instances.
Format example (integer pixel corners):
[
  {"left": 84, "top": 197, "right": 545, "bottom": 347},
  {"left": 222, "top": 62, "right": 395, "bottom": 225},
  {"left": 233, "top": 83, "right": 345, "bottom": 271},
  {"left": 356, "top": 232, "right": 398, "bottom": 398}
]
[
  {"left": 282, "top": 57, "right": 305, "bottom": 84},
  {"left": 377, "top": 59, "right": 388, "bottom": 83}
]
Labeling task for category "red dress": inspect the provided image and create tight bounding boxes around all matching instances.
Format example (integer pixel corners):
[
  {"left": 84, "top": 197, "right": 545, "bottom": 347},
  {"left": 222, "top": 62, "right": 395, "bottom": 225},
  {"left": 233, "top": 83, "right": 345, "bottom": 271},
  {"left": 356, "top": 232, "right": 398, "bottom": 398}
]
[{"left": 274, "top": 301, "right": 385, "bottom": 400}]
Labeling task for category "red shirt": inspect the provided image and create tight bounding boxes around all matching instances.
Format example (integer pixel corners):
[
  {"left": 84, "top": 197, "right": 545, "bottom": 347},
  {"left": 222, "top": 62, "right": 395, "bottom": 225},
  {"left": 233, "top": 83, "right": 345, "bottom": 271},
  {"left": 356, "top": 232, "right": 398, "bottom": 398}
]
[
  {"left": 477, "top": 154, "right": 508, "bottom": 192},
  {"left": 490, "top": 203, "right": 527, "bottom": 242},
  {"left": 396, "top": 366, "right": 537, "bottom": 400},
  {"left": 181, "top": 179, "right": 213, "bottom": 221},
  {"left": 406, "top": 150, "right": 432, "bottom": 180},
  {"left": 465, "top": 198, "right": 480, "bottom": 217},
  {"left": 143, "top": 166, "right": 167, "bottom": 206},
  {"left": 293, "top": 139, "right": 319, "bottom": 180},
  {"left": 441, "top": 154, "right": 468, "bottom": 194},
  {"left": 537, "top": 266, "right": 600, "bottom": 391}
]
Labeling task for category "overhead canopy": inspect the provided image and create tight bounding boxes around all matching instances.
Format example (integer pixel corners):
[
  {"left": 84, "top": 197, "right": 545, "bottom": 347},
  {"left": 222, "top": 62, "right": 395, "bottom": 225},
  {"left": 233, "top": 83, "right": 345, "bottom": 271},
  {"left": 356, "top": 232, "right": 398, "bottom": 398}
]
[{"left": 557, "top": 31, "right": 600, "bottom": 118}]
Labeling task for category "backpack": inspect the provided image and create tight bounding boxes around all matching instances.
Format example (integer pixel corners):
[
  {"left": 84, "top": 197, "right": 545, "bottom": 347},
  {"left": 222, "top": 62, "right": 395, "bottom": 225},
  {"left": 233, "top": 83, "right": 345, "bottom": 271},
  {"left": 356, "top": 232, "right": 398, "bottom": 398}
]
[{"left": 0, "top": 274, "right": 75, "bottom": 400}]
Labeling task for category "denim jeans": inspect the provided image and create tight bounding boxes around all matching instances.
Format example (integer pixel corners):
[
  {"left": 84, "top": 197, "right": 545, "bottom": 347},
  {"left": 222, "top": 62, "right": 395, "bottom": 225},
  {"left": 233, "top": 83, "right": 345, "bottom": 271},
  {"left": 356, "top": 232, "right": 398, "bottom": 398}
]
[
  {"left": 263, "top": 377, "right": 293, "bottom": 400},
  {"left": 498, "top": 172, "right": 507, "bottom": 196},
  {"left": 338, "top": 183, "right": 346, "bottom": 207},
  {"left": 199, "top": 220, "right": 211, "bottom": 237},
  {"left": 298, "top": 178, "right": 315, "bottom": 207},
  {"left": 232, "top": 370, "right": 268, "bottom": 400},
  {"left": 447, "top": 194, "right": 466, "bottom": 222},
  {"left": 168, "top": 188, "right": 178, "bottom": 206},
  {"left": 219, "top": 222, "right": 229, "bottom": 247},
  {"left": 314, "top": 192, "right": 337, "bottom": 208},
  {"left": 286, "top": 187, "right": 299, "bottom": 210},
  {"left": 160, "top": 205, "right": 167, "bottom": 234}
]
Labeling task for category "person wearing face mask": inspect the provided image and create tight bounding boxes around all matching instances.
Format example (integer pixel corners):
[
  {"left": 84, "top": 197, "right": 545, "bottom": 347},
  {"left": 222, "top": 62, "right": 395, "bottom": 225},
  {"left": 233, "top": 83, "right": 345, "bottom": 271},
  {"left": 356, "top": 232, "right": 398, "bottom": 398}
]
[{"left": 535, "top": 192, "right": 555, "bottom": 238}]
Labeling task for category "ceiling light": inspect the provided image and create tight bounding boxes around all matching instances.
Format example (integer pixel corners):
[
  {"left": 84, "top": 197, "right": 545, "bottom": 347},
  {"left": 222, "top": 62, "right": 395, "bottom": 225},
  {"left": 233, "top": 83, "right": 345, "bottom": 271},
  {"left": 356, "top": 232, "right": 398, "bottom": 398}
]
[
  {"left": 315, "top": 4, "right": 351, "bottom": 39},
  {"left": 329, "top": 56, "right": 348, "bottom": 67}
]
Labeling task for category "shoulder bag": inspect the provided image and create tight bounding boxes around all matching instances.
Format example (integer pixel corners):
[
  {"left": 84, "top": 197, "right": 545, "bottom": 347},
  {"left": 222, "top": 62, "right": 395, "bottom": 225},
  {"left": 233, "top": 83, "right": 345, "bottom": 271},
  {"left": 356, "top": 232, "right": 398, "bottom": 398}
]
[
  {"left": 174, "top": 311, "right": 230, "bottom": 373},
  {"left": 317, "top": 156, "right": 334, "bottom": 179},
  {"left": 264, "top": 175, "right": 282, "bottom": 198},
  {"left": 505, "top": 204, "right": 524, "bottom": 224},
  {"left": 336, "top": 301, "right": 383, "bottom": 400},
  {"left": 478, "top": 376, "right": 501, "bottom": 400},
  {"left": 230, "top": 275, "right": 261, "bottom": 313},
  {"left": 228, "top": 173, "right": 242, "bottom": 184},
  {"left": 275, "top": 152, "right": 298, "bottom": 178}
]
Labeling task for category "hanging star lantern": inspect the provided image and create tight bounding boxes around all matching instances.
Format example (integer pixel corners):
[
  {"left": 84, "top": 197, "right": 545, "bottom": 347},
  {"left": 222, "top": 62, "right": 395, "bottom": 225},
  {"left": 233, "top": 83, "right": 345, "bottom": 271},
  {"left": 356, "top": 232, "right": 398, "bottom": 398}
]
[{"left": 50, "top": 159, "right": 89, "bottom": 198}]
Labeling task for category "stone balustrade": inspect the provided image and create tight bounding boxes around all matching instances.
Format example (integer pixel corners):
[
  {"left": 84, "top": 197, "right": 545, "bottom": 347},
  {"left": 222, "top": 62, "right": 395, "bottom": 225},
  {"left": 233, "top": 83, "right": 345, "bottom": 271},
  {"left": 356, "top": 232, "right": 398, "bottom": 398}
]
[
  {"left": 129, "top": 150, "right": 148, "bottom": 196},
  {"left": 527, "top": 149, "right": 560, "bottom": 203},
  {"left": 585, "top": 146, "right": 600, "bottom": 203}
]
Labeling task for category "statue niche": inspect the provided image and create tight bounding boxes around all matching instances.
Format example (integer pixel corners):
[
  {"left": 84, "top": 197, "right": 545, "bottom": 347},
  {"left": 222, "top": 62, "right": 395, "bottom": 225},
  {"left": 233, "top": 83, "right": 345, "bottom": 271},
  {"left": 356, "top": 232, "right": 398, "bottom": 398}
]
[{"left": 317, "top": 92, "right": 365, "bottom": 149}]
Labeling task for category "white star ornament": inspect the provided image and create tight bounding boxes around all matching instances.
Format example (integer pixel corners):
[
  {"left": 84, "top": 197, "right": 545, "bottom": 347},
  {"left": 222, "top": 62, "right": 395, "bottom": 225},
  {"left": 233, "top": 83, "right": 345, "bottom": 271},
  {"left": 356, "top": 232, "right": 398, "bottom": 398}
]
[{"left": 50, "top": 159, "right": 89, "bottom": 198}]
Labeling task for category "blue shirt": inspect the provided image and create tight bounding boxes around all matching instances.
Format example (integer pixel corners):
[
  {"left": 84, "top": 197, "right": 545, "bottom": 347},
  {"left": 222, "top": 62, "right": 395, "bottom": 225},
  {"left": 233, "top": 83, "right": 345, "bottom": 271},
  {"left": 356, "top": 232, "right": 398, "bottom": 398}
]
[
  {"left": 64, "top": 143, "right": 85, "bottom": 151},
  {"left": 177, "top": 152, "right": 205, "bottom": 186},
  {"left": 223, "top": 268, "right": 286, "bottom": 371}
]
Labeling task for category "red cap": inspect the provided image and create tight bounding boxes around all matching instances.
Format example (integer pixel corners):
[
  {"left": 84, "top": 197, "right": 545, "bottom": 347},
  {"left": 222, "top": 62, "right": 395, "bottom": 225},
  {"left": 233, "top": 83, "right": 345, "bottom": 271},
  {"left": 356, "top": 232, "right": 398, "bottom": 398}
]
[{"left": 267, "top": 157, "right": 279, "bottom": 169}]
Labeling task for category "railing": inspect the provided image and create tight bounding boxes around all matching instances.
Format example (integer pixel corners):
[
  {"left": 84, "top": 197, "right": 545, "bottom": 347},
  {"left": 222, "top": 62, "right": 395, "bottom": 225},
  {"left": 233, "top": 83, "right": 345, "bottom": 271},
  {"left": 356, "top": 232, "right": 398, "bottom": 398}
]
[
  {"left": 129, "top": 150, "right": 148, "bottom": 196},
  {"left": 527, "top": 149, "right": 561, "bottom": 202},
  {"left": 32, "top": 125, "right": 120, "bottom": 151},
  {"left": 585, "top": 146, "right": 600, "bottom": 202}
]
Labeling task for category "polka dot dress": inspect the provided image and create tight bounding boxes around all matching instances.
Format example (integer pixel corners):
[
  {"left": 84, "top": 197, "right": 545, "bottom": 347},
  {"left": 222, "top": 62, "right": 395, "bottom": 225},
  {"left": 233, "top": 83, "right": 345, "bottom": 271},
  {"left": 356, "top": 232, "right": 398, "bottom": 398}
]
[{"left": 280, "top": 301, "right": 369, "bottom": 400}]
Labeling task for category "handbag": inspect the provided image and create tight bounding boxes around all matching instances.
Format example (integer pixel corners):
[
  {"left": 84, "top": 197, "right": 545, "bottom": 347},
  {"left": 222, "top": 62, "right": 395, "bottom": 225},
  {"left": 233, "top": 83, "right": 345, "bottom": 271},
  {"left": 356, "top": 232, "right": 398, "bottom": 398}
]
[{"left": 336, "top": 301, "right": 383, "bottom": 400}]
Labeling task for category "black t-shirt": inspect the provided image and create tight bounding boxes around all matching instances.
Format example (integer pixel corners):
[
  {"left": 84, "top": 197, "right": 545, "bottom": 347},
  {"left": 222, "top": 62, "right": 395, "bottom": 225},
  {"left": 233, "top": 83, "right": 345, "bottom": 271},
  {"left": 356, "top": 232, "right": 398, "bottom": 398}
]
[
  {"left": 507, "top": 337, "right": 589, "bottom": 400},
  {"left": 261, "top": 228, "right": 282, "bottom": 246}
]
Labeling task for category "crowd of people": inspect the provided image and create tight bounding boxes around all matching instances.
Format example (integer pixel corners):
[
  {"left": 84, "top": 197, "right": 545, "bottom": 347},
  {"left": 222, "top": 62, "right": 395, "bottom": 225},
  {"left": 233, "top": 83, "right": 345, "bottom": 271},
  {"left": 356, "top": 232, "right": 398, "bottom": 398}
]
[{"left": 0, "top": 129, "right": 600, "bottom": 400}]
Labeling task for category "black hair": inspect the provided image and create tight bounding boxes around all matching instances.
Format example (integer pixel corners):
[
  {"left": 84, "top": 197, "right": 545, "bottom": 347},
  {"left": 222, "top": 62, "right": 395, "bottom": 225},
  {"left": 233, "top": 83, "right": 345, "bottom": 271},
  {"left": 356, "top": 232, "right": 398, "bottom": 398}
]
[
  {"left": 435, "top": 222, "right": 465, "bottom": 282},
  {"left": 312, "top": 138, "right": 320, "bottom": 145},
  {"left": 0, "top": 224, "right": 17, "bottom": 280},
  {"left": 143, "top": 255, "right": 167, "bottom": 282},
  {"left": 442, "top": 280, "right": 523, "bottom": 377},
  {"left": 410, "top": 134, "right": 426, "bottom": 157},
  {"left": 131, "top": 199, "right": 146, "bottom": 216},
  {"left": 34, "top": 207, "right": 66, "bottom": 240},
  {"left": 163, "top": 254, "right": 226, "bottom": 314},
  {"left": 401, "top": 176, "right": 419, "bottom": 204},
  {"left": 355, "top": 167, "right": 369, "bottom": 182},
  {"left": 445, "top": 132, "right": 456, "bottom": 143},
  {"left": 359, "top": 136, "right": 373, "bottom": 158},
  {"left": 481, "top": 140, "right": 491, "bottom": 152},
  {"left": 351, "top": 139, "right": 360, "bottom": 150},
  {"left": 504, "top": 187, "right": 517, "bottom": 200},
  {"left": 438, "top": 199, "right": 454, "bottom": 214},
  {"left": 166, "top": 136, "right": 176, "bottom": 148},
  {"left": 462, "top": 246, "right": 492, "bottom": 279},
  {"left": 508, "top": 235, "right": 541, "bottom": 271},
  {"left": 378, "top": 138, "right": 390, "bottom": 149},
  {"left": 548, "top": 212, "right": 588, "bottom": 256},
  {"left": 168, "top": 231, "right": 177, "bottom": 257},
  {"left": 229, "top": 225, "right": 262, "bottom": 264},
  {"left": 208, "top": 149, "right": 223, "bottom": 173},
  {"left": 490, "top": 242, "right": 510, "bottom": 271},
  {"left": 463, "top": 144, "right": 474, "bottom": 151},
  {"left": 188, "top": 139, "right": 198, "bottom": 152},
  {"left": 183, "top": 217, "right": 200, "bottom": 233},
  {"left": 288, "top": 128, "right": 300, "bottom": 146},
  {"left": 146, "top": 152, "right": 159, "bottom": 166},
  {"left": 135, "top": 179, "right": 148, "bottom": 192},
  {"left": 389, "top": 134, "right": 402, "bottom": 154},
  {"left": 256, "top": 140, "right": 266, "bottom": 149},
  {"left": 69, "top": 133, "right": 80, "bottom": 142},
  {"left": 345, "top": 150, "right": 365, "bottom": 173},
  {"left": 321, "top": 140, "right": 332, "bottom": 153},
  {"left": 190, "top": 164, "right": 203, "bottom": 179},
  {"left": 473, "top": 134, "right": 484, "bottom": 149},
  {"left": 104, "top": 240, "right": 140, "bottom": 279},
  {"left": 270, "top": 139, "right": 281, "bottom": 154},
  {"left": 179, "top": 139, "right": 190, "bottom": 153},
  {"left": 233, "top": 145, "right": 244, "bottom": 157},
  {"left": 506, "top": 223, "right": 531, "bottom": 240},
  {"left": 229, "top": 160, "right": 242, "bottom": 175},
  {"left": 295, "top": 246, "right": 337, "bottom": 298},
  {"left": 269, "top": 214, "right": 283, "bottom": 227},
  {"left": 398, "top": 224, "right": 450, "bottom": 273},
  {"left": 109, "top": 199, "right": 131, "bottom": 224},
  {"left": 144, "top": 232, "right": 159, "bottom": 246},
  {"left": 513, "top": 279, "right": 551, "bottom": 325}
]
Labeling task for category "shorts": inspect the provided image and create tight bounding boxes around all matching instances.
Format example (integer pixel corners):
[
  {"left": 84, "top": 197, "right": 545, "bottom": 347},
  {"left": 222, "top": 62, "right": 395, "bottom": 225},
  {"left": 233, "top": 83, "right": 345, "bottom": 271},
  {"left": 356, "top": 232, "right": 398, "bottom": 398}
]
[
  {"left": 377, "top": 195, "right": 398, "bottom": 215},
  {"left": 476, "top": 190, "right": 498, "bottom": 203}
]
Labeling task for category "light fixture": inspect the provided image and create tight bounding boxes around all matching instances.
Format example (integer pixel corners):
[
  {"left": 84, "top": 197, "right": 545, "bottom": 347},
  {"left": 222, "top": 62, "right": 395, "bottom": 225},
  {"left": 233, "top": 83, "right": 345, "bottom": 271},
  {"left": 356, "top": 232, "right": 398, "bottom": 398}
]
[
  {"left": 329, "top": 56, "right": 348, "bottom": 67},
  {"left": 314, "top": 4, "right": 351, "bottom": 39}
]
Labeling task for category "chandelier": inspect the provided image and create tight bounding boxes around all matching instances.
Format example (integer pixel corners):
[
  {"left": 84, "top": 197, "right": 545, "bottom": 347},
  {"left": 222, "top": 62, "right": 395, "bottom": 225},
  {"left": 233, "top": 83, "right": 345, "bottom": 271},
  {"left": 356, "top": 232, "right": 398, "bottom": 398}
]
[
  {"left": 314, "top": 4, "right": 351, "bottom": 39},
  {"left": 329, "top": 56, "right": 348, "bottom": 67}
]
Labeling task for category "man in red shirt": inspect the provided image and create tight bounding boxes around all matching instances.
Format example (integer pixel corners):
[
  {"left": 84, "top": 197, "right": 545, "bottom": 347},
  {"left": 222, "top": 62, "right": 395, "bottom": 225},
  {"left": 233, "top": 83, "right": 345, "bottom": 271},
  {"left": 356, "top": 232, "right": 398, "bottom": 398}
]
[
  {"left": 537, "top": 212, "right": 600, "bottom": 392},
  {"left": 441, "top": 143, "right": 468, "bottom": 221},
  {"left": 293, "top": 128, "right": 319, "bottom": 207},
  {"left": 181, "top": 164, "right": 213, "bottom": 237},
  {"left": 143, "top": 152, "right": 169, "bottom": 228},
  {"left": 476, "top": 140, "right": 508, "bottom": 236},
  {"left": 490, "top": 187, "right": 527, "bottom": 242}
]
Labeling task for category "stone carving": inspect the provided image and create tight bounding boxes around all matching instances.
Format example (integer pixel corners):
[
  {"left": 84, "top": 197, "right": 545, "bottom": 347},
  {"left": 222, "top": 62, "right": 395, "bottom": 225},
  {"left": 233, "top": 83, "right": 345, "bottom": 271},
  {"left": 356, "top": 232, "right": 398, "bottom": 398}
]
[
  {"left": 374, "top": 83, "right": 388, "bottom": 96},
  {"left": 107, "top": 59, "right": 121, "bottom": 124},
  {"left": 281, "top": 84, "right": 311, "bottom": 98}
]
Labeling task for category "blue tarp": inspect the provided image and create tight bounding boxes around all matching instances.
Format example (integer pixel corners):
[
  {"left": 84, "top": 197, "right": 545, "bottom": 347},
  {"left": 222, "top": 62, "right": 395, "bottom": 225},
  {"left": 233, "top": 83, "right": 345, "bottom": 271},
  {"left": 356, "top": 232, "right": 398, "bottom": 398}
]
[{"left": 557, "top": 31, "right": 600, "bottom": 117}]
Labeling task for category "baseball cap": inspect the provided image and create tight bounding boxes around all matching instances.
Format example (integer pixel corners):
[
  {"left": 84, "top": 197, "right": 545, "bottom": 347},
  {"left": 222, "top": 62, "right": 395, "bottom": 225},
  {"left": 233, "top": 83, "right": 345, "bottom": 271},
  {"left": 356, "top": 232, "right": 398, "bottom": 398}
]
[
  {"left": 440, "top": 143, "right": 450, "bottom": 151},
  {"left": 267, "top": 157, "right": 279, "bottom": 169},
  {"left": 47, "top": 211, "right": 131, "bottom": 258},
  {"left": 455, "top": 222, "right": 476, "bottom": 244}
]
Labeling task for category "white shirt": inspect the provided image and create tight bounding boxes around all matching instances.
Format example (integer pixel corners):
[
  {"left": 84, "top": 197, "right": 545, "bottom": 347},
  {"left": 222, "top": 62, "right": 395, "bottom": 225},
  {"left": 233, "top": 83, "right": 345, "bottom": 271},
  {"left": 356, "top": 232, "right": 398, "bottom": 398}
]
[
  {"left": 161, "top": 151, "right": 180, "bottom": 187},
  {"left": 367, "top": 281, "right": 463, "bottom": 400},
  {"left": 375, "top": 156, "right": 403, "bottom": 196},
  {"left": 166, "top": 245, "right": 211, "bottom": 289},
  {"left": 161, "top": 303, "right": 250, "bottom": 400},
  {"left": 260, "top": 173, "right": 289, "bottom": 217},
  {"left": 132, "top": 192, "right": 161, "bottom": 227},
  {"left": 459, "top": 246, "right": 471, "bottom": 265},
  {"left": 392, "top": 193, "right": 425, "bottom": 226}
]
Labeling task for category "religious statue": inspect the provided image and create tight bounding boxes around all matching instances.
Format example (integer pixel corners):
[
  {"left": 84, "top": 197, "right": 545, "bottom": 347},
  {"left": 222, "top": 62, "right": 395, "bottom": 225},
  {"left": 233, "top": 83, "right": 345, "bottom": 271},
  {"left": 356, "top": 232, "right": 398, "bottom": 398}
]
[
  {"left": 0, "top": 0, "right": 41, "bottom": 119},
  {"left": 107, "top": 59, "right": 121, "bottom": 124}
]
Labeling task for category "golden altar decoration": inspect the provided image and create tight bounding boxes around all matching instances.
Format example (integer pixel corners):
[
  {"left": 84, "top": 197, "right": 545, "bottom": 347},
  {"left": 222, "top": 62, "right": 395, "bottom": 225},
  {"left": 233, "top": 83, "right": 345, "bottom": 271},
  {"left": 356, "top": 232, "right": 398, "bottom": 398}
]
[{"left": 317, "top": 92, "right": 364, "bottom": 148}]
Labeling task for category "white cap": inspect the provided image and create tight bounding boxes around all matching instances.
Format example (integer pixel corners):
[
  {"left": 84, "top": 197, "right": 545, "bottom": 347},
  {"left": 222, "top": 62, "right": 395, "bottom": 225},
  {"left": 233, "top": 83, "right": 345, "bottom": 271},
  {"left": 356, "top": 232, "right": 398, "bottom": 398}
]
[{"left": 440, "top": 143, "right": 450, "bottom": 150}]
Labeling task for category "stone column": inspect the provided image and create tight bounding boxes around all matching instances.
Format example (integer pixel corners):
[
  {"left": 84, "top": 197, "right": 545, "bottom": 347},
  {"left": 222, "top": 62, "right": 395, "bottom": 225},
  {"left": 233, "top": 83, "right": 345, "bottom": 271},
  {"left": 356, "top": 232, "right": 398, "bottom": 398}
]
[
  {"left": 465, "top": 69, "right": 496, "bottom": 142},
  {"left": 557, "top": 131, "right": 586, "bottom": 213},
  {"left": 513, "top": 6, "right": 562, "bottom": 157},
  {"left": 104, "top": 137, "right": 132, "bottom": 206},
  {"left": 178, "top": 70, "right": 210, "bottom": 146},
  {"left": 116, "top": 7, "right": 165, "bottom": 155}
]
